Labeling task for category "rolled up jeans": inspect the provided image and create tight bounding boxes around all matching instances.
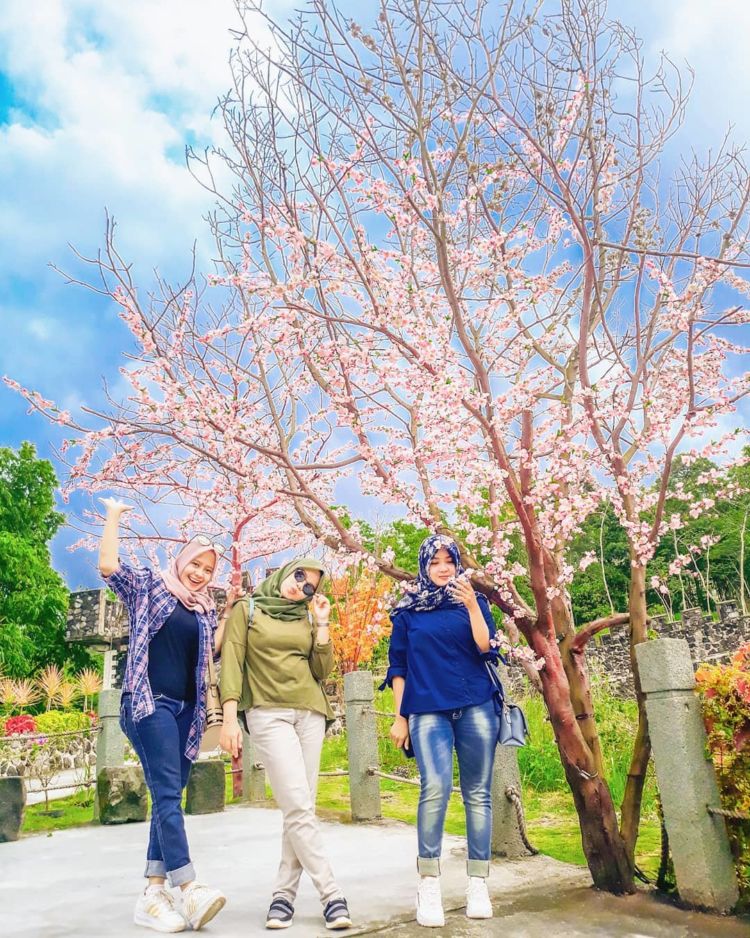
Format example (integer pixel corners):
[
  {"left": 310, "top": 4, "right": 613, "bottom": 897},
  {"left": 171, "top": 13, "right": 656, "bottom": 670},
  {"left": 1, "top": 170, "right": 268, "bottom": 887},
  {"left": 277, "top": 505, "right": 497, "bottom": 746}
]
[
  {"left": 120, "top": 692, "right": 196, "bottom": 886},
  {"left": 409, "top": 698, "right": 498, "bottom": 878}
]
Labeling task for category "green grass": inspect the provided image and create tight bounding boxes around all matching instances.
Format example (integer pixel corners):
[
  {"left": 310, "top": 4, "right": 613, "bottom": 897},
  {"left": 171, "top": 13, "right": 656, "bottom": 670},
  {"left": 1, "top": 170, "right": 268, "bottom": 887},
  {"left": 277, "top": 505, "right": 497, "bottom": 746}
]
[{"left": 22, "top": 788, "right": 97, "bottom": 834}]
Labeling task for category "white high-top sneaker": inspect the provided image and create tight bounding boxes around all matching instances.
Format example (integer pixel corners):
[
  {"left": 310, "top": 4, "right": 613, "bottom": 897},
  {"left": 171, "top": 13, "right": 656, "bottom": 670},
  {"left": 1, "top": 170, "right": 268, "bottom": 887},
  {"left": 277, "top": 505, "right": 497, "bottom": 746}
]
[
  {"left": 416, "top": 876, "right": 445, "bottom": 928},
  {"left": 180, "top": 882, "right": 226, "bottom": 931},
  {"left": 133, "top": 885, "right": 187, "bottom": 933},
  {"left": 465, "top": 876, "right": 493, "bottom": 919}
]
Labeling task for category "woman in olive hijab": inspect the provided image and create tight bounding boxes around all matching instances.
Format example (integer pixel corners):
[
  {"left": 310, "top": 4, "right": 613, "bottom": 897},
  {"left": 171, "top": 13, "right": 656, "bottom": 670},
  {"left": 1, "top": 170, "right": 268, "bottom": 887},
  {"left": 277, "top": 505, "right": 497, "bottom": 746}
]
[{"left": 220, "top": 560, "right": 352, "bottom": 931}]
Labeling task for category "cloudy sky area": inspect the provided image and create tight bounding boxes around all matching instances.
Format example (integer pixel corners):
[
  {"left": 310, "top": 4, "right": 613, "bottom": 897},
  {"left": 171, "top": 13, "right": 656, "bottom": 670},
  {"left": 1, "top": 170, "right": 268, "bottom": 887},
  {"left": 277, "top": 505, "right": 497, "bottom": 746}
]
[{"left": 1, "top": 0, "right": 749, "bottom": 589}]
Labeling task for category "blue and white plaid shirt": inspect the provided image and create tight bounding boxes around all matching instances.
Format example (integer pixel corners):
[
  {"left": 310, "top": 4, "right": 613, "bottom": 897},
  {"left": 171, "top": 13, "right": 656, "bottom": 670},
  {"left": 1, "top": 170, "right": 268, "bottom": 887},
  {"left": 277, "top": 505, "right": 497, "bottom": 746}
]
[{"left": 104, "top": 562, "right": 217, "bottom": 762}]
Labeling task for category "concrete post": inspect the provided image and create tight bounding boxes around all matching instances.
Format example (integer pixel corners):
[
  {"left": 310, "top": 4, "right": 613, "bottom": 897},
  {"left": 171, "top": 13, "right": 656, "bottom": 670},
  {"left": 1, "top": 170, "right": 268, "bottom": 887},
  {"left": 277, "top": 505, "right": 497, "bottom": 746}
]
[
  {"left": 241, "top": 729, "right": 268, "bottom": 803},
  {"left": 636, "top": 638, "right": 739, "bottom": 911},
  {"left": 344, "top": 670, "right": 381, "bottom": 821},
  {"left": 491, "top": 744, "right": 532, "bottom": 858},
  {"left": 94, "top": 687, "right": 126, "bottom": 821}
]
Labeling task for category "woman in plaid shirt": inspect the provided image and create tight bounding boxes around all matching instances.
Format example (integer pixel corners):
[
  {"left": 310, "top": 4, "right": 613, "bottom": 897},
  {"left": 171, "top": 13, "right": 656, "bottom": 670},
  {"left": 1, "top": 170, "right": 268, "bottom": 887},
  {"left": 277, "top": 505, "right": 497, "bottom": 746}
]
[{"left": 99, "top": 497, "right": 239, "bottom": 934}]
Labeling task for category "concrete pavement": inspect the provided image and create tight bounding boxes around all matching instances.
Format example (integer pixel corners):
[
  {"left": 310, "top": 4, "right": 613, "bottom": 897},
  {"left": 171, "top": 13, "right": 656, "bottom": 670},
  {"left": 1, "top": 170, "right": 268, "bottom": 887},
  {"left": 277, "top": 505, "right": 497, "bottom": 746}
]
[{"left": 1, "top": 802, "right": 748, "bottom": 937}]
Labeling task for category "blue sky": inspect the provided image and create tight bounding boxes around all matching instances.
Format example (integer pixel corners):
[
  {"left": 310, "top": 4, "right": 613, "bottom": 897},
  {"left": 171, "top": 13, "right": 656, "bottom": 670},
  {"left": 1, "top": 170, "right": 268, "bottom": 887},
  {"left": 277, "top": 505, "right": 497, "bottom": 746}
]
[{"left": 2, "top": 0, "right": 749, "bottom": 590}]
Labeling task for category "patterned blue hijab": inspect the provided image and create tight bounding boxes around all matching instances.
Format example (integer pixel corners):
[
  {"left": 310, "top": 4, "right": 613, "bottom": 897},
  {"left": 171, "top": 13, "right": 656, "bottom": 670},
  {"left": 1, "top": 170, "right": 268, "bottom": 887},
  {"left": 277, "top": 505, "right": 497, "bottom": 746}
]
[{"left": 391, "top": 534, "right": 467, "bottom": 618}]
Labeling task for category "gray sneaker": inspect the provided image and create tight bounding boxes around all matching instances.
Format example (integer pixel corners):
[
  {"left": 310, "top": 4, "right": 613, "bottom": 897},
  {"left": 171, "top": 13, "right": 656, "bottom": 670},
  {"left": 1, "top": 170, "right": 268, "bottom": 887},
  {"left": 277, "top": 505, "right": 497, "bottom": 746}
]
[
  {"left": 266, "top": 896, "right": 294, "bottom": 929},
  {"left": 323, "top": 897, "right": 352, "bottom": 930}
]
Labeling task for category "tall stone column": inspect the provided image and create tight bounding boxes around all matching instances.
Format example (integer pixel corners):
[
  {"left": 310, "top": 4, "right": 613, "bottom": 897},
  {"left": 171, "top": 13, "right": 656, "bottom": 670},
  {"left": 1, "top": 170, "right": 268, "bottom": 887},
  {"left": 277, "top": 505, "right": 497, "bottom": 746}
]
[
  {"left": 93, "top": 649, "right": 127, "bottom": 821},
  {"left": 344, "top": 670, "right": 381, "bottom": 821},
  {"left": 636, "top": 638, "right": 739, "bottom": 911}
]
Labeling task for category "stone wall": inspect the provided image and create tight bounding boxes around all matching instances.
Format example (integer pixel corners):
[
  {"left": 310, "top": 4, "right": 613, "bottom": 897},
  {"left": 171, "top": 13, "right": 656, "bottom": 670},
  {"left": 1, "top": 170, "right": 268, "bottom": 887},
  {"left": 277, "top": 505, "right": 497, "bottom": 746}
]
[{"left": 585, "top": 600, "right": 750, "bottom": 697}]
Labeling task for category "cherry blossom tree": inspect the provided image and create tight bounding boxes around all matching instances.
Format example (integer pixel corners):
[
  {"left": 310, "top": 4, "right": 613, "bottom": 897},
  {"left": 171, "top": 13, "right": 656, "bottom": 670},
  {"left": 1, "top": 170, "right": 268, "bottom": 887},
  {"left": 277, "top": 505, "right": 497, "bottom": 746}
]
[{"left": 8, "top": 0, "right": 750, "bottom": 894}]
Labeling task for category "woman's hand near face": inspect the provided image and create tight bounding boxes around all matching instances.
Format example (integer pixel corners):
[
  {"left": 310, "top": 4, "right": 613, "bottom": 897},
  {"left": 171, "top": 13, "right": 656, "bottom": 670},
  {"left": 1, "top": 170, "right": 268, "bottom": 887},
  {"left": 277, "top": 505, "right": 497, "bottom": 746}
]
[
  {"left": 310, "top": 593, "right": 330, "bottom": 625},
  {"left": 224, "top": 582, "right": 245, "bottom": 615},
  {"left": 449, "top": 576, "right": 479, "bottom": 611}
]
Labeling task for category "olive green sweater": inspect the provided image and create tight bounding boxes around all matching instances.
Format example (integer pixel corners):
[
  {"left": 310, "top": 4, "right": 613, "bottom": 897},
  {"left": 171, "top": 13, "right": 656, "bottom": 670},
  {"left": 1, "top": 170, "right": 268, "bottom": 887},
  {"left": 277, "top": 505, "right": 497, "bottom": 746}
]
[{"left": 219, "top": 598, "right": 334, "bottom": 721}]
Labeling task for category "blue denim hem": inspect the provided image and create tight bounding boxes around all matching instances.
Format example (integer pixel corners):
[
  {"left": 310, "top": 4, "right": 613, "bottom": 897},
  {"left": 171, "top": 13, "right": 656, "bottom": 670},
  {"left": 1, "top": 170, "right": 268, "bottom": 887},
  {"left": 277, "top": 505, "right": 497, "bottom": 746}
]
[
  {"left": 417, "top": 856, "right": 441, "bottom": 876},
  {"left": 167, "top": 861, "right": 196, "bottom": 887},
  {"left": 144, "top": 860, "right": 167, "bottom": 877},
  {"left": 467, "top": 858, "right": 490, "bottom": 878}
]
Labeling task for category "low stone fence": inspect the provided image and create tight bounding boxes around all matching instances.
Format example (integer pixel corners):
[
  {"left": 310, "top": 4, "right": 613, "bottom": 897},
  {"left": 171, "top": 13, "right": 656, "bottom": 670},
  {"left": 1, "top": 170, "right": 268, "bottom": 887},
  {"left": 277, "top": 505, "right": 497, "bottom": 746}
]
[{"left": 586, "top": 602, "right": 750, "bottom": 698}]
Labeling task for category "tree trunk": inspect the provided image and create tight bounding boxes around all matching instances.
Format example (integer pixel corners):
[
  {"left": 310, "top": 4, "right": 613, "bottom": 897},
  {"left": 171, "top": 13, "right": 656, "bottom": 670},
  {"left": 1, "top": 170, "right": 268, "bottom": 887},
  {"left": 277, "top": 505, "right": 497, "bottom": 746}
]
[
  {"left": 619, "top": 561, "right": 651, "bottom": 860},
  {"left": 536, "top": 633, "right": 635, "bottom": 893}
]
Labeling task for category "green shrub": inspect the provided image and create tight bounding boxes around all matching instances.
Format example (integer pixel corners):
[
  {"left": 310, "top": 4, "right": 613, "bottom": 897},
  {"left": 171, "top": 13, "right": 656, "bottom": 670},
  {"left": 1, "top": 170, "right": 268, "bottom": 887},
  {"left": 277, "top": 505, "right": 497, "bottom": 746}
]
[{"left": 34, "top": 710, "right": 93, "bottom": 735}]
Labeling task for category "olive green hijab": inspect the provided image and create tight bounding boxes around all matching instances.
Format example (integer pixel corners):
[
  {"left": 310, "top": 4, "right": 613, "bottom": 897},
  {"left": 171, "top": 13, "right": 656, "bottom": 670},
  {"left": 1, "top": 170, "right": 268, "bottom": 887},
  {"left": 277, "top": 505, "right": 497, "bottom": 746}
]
[{"left": 252, "top": 557, "right": 327, "bottom": 621}]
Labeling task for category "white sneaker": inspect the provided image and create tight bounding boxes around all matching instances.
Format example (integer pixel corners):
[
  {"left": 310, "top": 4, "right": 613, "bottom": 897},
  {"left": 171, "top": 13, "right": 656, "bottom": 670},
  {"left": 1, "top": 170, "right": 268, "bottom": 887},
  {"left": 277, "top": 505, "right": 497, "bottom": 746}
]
[
  {"left": 180, "top": 882, "right": 226, "bottom": 931},
  {"left": 416, "top": 876, "right": 444, "bottom": 928},
  {"left": 134, "top": 885, "right": 187, "bottom": 933},
  {"left": 466, "top": 876, "right": 493, "bottom": 919}
]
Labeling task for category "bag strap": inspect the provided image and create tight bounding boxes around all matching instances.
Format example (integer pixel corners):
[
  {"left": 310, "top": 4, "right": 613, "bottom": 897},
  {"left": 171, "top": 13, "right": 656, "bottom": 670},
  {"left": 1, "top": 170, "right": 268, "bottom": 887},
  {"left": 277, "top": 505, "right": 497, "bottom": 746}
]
[{"left": 484, "top": 659, "right": 505, "bottom": 701}]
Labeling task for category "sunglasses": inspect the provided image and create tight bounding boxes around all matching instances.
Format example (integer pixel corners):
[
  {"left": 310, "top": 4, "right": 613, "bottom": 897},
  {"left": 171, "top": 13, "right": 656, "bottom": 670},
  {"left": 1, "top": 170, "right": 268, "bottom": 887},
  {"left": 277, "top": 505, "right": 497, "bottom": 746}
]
[
  {"left": 192, "top": 535, "right": 226, "bottom": 556},
  {"left": 293, "top": 568, "right": 317, "bottom": 597}
]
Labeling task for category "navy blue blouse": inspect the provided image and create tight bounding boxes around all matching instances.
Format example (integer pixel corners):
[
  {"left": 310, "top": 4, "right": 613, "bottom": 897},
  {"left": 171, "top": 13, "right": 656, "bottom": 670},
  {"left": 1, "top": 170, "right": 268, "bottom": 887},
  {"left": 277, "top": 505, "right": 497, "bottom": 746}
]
[
  {"left": 147, "top": 600, "right": 200, "bottom": 703},
  {"left": 383, "top": 598, "right": 497, "bottom": 716}
]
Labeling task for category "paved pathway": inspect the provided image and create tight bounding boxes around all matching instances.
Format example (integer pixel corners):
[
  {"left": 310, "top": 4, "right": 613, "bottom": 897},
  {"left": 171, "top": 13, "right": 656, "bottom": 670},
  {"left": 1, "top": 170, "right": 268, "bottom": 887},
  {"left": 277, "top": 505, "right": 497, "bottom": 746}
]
[{"left": 2, "top": 803, "right": 748, "bottom": 937}]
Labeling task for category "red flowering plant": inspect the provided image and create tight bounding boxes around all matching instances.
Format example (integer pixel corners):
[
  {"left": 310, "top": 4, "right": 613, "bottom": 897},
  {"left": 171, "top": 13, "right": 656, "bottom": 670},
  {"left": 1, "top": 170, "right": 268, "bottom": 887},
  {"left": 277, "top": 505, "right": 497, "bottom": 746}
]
[
  {"left": 3, "top": 714, "right": 37, "bottom": 736},
  {"left": 695, "top": 642, "right": 750, "bottom": 901}
]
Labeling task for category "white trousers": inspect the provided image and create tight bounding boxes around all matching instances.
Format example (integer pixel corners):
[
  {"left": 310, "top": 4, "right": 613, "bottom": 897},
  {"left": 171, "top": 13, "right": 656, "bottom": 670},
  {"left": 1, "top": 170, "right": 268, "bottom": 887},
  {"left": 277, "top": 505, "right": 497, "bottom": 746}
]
[{"left": 245, "top": 707, "right": 341, "bottom": 904}]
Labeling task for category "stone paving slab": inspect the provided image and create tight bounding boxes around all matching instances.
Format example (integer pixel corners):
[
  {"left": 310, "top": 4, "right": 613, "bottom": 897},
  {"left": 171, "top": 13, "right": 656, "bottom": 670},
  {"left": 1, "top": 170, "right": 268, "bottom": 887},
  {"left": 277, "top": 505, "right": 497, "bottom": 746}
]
[{"left": 1, "top": 802, "right": 748, "bottom": 937}]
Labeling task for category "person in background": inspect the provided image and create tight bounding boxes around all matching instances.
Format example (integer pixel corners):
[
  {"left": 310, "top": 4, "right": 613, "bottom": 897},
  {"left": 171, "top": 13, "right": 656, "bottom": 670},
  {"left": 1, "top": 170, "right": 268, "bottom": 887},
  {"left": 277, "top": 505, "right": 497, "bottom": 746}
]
[
  {"left": 384, "top": 534, "right": 500, "bottom": 927},
  {"left": 99, "top": 496, "right": 239, "bottom": 933},
  {"left": 219, "top": 559, "right": 353, "bottom": 931}
]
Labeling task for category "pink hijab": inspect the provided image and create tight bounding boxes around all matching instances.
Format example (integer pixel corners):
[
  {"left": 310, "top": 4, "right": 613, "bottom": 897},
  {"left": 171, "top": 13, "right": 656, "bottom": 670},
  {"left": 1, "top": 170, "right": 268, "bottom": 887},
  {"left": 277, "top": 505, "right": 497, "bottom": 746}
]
[{"left": 160, "top": 540, "right": 218, "bottom": 614}]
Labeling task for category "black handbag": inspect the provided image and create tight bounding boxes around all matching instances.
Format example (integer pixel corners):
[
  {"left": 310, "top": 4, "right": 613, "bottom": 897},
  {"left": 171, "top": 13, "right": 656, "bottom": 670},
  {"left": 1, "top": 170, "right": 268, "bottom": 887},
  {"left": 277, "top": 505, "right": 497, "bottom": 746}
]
[{"left": 485, "top": 661, "right": 529, "bottom": 747}]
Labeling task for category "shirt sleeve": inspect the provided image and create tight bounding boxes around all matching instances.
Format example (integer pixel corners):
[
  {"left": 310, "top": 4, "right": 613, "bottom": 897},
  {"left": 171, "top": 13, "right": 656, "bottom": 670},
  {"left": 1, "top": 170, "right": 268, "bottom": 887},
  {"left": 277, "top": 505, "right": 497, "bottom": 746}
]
[
  {"left": 477, "top": 594, "right": 501, "bottom": 662},
  {"left": 380, "top": 613, "right": 408, "bottom": 689},
  {"left": 102, "top": 562, "right": 153, "bottom": 611},
  {"left": 218, "top": 600, "right": 249, "bottom": 705},
  {"left": 309, "top": 638, "right": 334, "bottom": 681}
]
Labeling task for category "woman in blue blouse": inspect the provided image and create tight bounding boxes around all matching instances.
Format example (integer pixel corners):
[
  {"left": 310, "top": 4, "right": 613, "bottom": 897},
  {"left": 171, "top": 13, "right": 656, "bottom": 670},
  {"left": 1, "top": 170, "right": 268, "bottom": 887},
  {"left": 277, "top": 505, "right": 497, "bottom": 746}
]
[{"left": 385, "top": 534, "right": 499, "bottom": 927}]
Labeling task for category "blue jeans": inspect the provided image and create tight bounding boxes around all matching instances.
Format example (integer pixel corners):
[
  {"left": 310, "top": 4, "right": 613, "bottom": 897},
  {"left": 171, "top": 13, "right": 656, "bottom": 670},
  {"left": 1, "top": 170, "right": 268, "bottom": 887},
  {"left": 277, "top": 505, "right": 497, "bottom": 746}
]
[
  {"left": 120, "top": 692, "right": 196, "bottom": 886},
  {"left": 409, "top": 698, "right": 499, "bottom": 877}
]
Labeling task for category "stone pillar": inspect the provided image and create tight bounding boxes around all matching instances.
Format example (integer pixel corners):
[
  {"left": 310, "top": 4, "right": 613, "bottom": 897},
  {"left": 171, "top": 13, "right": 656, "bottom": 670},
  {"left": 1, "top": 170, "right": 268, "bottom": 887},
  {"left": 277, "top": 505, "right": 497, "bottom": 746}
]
[
  {"left": 185, "top": 760, "right": 225, "bottom": 814},
  {"left": 94, "top": 686, "right": 126, "bottom": 821},
  {"left": 241, "top": 729, "right": 268, "bottom": 803},
  {"left": 344, "top": 670, "right": 381, "bottom": 821},
  {"left": 491, "top": 744, "right": 531, "bottom": 857},
  {"left": 0, "top": 776, "right": 25, "bottom": 842},
  {"left": 636, "top": 638, "right": 739, "bottom": 911}
]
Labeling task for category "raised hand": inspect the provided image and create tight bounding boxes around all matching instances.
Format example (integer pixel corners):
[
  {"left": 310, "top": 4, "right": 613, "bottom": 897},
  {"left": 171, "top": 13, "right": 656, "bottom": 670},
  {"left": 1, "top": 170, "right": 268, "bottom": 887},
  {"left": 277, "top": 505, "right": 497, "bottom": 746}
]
[{"left": 98, "top": 496, "right": 133, "bottom": 516}]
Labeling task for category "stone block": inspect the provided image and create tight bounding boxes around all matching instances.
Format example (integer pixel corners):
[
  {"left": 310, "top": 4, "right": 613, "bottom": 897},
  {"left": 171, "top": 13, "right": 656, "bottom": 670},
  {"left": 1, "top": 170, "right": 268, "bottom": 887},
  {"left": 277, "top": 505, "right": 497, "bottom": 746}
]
[
  {"left": 185, "top": 760, "right": 226, "bottom": 815},
  {"left": 97, "top": 766, "right": 147, "bottom": 824},
  {"left": 636, "top": 638, "right": 695, "bottom": 694},
  {"left": 0, "top": 776, "right": 25, "bottom": 842}
]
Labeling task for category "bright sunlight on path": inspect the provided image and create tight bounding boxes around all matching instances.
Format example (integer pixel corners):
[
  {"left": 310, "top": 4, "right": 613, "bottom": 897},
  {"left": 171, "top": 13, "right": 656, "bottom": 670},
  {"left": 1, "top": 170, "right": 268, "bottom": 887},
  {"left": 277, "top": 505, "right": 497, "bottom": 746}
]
[{"left": 2, "top": 803, "right": 748, "bottom": 938}]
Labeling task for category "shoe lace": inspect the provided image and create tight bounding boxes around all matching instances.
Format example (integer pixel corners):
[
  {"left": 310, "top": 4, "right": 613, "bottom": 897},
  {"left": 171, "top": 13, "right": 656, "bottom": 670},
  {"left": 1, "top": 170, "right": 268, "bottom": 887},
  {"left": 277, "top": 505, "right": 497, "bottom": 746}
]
[
  {"left": 419, "top": 878, "right": 441, "bottom": 901},
  {"left": 146, "top": 887, "right": 178, "bottom": 916},
  {"left": 467, "top": 878, "right": 487, "bottom": 899}
]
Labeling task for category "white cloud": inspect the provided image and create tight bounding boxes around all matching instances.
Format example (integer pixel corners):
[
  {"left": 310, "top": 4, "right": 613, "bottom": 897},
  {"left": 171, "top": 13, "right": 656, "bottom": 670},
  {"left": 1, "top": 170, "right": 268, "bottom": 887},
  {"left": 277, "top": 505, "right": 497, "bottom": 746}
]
[
  {"left": 0, "top": 0, "right": 291, "bottom": 277},
  {"left": 610, "top": 0, "right": 750, "bottom": 144}
]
